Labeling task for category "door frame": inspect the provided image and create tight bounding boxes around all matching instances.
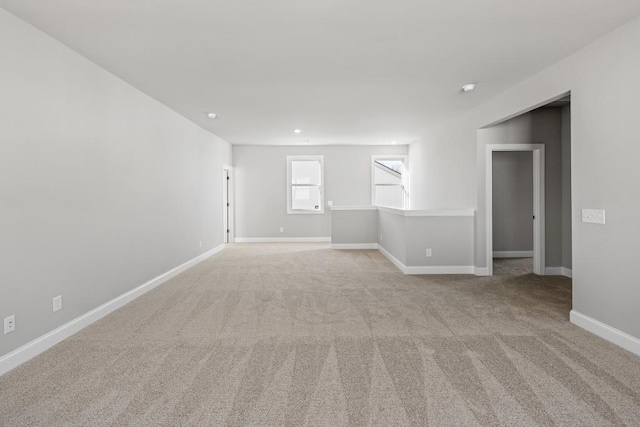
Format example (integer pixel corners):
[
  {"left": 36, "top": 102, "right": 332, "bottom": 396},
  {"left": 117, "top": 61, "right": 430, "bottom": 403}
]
[
  {"left": 222, "top": 164, "right": 234, "bottom": 243},
  {"left": 486, "top": 144, "right": 545, "bottom": 275}
]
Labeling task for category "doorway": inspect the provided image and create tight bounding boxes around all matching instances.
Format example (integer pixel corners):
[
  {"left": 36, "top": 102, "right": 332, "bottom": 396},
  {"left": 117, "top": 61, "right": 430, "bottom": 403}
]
[
  {"left": 486, "top": 144, "right": 545, "bottom": 276},
  {"left": 492, "top": 150, "right": 535, "bottom": 275},
  {"left": 223, "top": 165, "right": 234, "bottom": 243}
]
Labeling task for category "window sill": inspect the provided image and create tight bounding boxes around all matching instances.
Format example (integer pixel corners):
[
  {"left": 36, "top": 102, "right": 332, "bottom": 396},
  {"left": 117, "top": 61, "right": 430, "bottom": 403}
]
[{"left": 287, "top": 210, "right": 325, "bottom": 215}]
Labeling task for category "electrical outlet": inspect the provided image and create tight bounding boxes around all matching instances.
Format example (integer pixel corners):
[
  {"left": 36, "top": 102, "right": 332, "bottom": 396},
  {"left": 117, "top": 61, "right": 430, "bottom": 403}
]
[
  {"left": 280, "top": 227, "right": 284, "bottom": 233},
  {"left": 4, "top": 315, "right": 15, "bottom": 334},
  {"left": 328, "top": 200, "right": 333, "bottom": 206},
  {"left": 426, "top": 248, "right": 432, "bottom": 257},
  {"left": 53, "top": 295, "right": 63, "bottom": 312}
]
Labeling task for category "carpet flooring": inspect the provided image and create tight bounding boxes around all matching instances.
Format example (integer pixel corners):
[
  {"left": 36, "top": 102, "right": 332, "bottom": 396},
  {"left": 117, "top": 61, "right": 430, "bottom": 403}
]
[{"left": 1, "top": 244, "right": 639, "bottom": 426}]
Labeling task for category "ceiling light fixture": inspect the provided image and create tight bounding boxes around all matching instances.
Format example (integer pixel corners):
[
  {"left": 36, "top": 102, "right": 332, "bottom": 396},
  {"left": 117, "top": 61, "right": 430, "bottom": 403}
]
[
  {"left": 207, "top": 113, "right": 217, "bottom": 119},
  {"left": 462, "top": 83, "right": 476, "bottom": 93},
  {"left": 293, "top": 129, "right": 302, "bottom": 133},
  {"left": 391, "top": 141, "right": 397, "bottom": 145}
]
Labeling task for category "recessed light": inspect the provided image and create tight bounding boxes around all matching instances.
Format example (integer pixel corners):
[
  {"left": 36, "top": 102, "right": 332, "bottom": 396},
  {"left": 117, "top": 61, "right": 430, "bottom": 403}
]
[
  {"left": 293, "top": 129, "right": 302, "bottom": 133},
  {"left": 207, "top": 113, "right": 217, "bottom": 119},
  {"left": 391, "top": 141, "right": 397, "bottom": 145},
  {"left": 462, "top": 83, "right": 476, "bottom": 92}
]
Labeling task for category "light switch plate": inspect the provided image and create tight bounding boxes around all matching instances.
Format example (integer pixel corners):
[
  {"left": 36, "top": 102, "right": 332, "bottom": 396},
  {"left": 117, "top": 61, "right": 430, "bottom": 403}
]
[{"left": 582, "top": 209, "right": 605, "bottom": 224}]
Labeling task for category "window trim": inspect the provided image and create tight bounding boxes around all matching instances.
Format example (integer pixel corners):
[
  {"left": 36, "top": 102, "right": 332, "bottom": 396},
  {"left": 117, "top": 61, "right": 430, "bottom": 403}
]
[
  {"left": 371, "top": 154, "right": 409, "bottom": 209},
  {"left": 287, "top": 155, "right": 325, "bottom": 214}
]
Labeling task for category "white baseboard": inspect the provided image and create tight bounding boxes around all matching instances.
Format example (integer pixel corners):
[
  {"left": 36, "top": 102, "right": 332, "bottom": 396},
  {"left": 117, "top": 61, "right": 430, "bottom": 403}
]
[
  {"left": 0, "top": 244, "right": 225, "bottom": 377},
  {"left": 570, "top": 310, "right": 640, "bottom": 357},
  {"left": 377, "top": 245, "right": 475, "bottom": 275},
  {"left": 403, "top": 265, "right": 475, "bottom": 274},
  {"left": 545, "top": 267, "right": 573, "bottom": 278},
  {"left": 493, "top": 251, "right": 534, "bottom": 258},
  {"left": 235, "top": 237, "right": 331, "bottom": 243},
  {"left": 473, "top": 267, "right": 490, "bottom": 276},
  {"left": 331, "top": 243, "right": 378, "bottom": 250},
  {"left": 377, "top": 245, "right": 406, "bottom": 272}
]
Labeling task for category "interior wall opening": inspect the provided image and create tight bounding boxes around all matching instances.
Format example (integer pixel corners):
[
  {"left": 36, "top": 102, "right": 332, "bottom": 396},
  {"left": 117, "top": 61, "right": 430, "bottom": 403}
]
[{"left": 484, "top": 94, "right": 572, "bottom": 279}]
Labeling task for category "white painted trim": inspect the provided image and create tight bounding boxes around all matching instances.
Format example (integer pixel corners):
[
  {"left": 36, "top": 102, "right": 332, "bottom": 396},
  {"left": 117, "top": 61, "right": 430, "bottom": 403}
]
[
  {"left": 403, "top": 265, "right": 475, "bottom": 274},
  {"left": 222, "top": 165, "right": 235, "bottom": 243},
  {"left": 377, "top": 245, "right": 407, "bottom": 273},
  {"left": 234, "top": 237, "right": 331, "bottom": 243},
  {"left": 0, "top": 244, "right": 225, "bottom": 377},
  {"left": 570, "top": 310, "right": 640, "bottom": 357},
  {"left": 493, "top": 251, "right": 534, "bottom": 258},
  {"left": 377, "top": 206, "right": 476, "bottom": 217},
  {"left": 486, "top": 144, "right": 545, "bottom": 276},
  {"left": 376, "top": 206, "right": 408, "bottom": 215},
  {"left": 377, "top": 245, "right": 475, "bottom": 275},
  {"left": 330, "top": 205, "right": 377, "bottom": 211},
  {"left": 473, "top": 267, "right": 491, "bottom": 276},
  {"left": 331, "top": 243, "right": 378, "bottom": 249},
  {"left": 544, "top": 267, "right": 573, "bottom": 278},
  {"left": 405, "top": 209, "right": 475, "bottom": 217}
]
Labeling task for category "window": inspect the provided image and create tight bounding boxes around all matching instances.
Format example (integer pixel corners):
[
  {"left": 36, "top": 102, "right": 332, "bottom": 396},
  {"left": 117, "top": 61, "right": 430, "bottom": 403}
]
[
  {"left": 372, "top": 155, "right": 409, "bottom": 209},
  {"left": 287, "top": 155, "right": 324, "bottom": 214}
]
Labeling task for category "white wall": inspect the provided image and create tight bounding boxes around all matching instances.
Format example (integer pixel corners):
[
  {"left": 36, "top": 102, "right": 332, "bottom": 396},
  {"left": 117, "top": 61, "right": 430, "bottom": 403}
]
[
  {"left": 0, "top": 9, "right": 231, "bottom": 359},
  {"left": 409, "top": 15, "right": 640, "bottom": 338},
  {"left": 233, "top": 145, "right": 407, "bottom": 239}
]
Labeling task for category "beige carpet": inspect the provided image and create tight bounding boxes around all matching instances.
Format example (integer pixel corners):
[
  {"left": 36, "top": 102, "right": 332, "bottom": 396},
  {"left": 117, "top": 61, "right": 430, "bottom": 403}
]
[{"left": 1, "top": 244, "right": 639, "bottom": 426}]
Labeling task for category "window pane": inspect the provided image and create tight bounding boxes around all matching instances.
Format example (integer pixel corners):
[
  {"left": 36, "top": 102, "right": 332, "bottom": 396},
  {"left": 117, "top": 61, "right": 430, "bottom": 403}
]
[
  {"left": 292, "top": 186, "right": 321, "bottom": 211},
  {"left": 374, "top": 161, "right": 403, "bottom": 185},
  {"left": 375, "top": 185, "right": 403, "bottom": 208},
  {"left": 373, "top": 157, "right": 406, "bottom": 209},
  {"left": 291, "top": 160, "right": 321, "bottom": 185},
  {"left": 375, "top": 160, "right": 404, "bottom": 174}
]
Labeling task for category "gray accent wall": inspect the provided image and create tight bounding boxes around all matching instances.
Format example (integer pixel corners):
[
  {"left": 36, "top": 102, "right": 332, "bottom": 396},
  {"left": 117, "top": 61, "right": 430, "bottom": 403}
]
[
  {"left": 330, "top": 210, "right": 378, "bottom": 245},
  {"left": 409, "top": 15, "right": 640, "bottom": 338},
  {"left": 378, "top": 209, "right": 476, "bottom": 269},
  {"left": 404, "top": 216, "right": 474, "bottom": 267},
  {"left": 492, "top": 151, "right": 534, "bottom": 253},
  {"left": 233, "top": 145, "right": 407, "bottom": 239},
  {"left": 377, "top": 210, "right": 407, "bottom": 264},
  {"left": 0, "top": 9, "right": 232, "bottom": 358}
]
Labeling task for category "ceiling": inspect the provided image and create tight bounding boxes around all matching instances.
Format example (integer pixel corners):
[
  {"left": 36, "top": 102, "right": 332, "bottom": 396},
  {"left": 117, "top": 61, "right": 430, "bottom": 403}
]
[{"left": 2, "top": 1, "right": 639, "bottom": 146}]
